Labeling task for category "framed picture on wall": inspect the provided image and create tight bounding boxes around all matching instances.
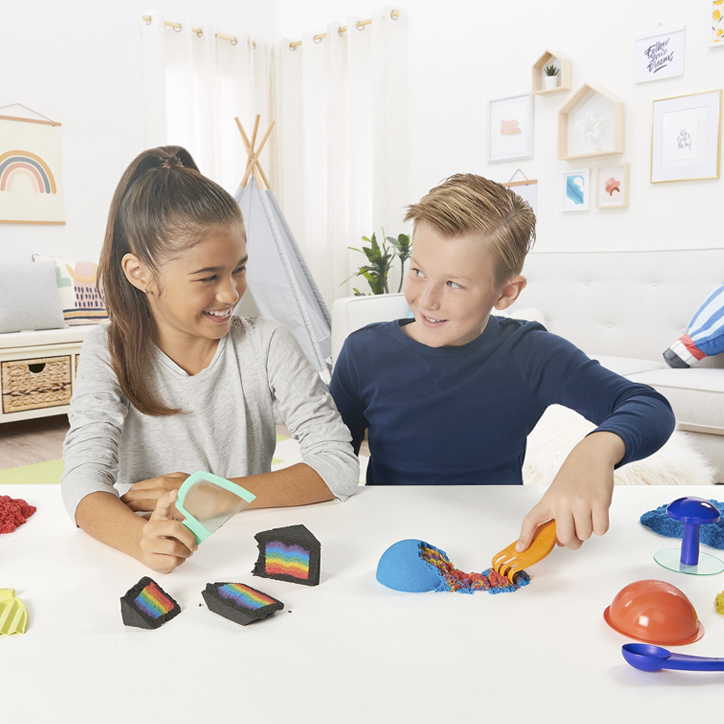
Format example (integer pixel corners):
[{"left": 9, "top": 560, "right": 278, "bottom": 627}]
[
  {"left": 488, "top": 94, "right": 534, "bottom": 162},
  {"left": 562, "top": 169, "right": 590, "bottom": 211},
  {"left": 596, "top": 164, "right": 629, "bottom": 209},
  {"left": 711, "top": 1, "right": 724, "bottom": 47},
  {"left": 502, "top": 177, "right": 538, "bottom": 216},
  {"left": 635, "top": 26, "right": 685, "bottom": 82},
  {"left": 651, "top": 90, "right": 722, "bottom": 183}
]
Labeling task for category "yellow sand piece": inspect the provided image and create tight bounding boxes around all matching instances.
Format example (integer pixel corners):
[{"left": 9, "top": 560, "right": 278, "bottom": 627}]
[
  {"left": 715, "top": 591, "right": 724, "bottom": 616},
  {"left": 0, "top": 588, "right": 28, "bottom": 635}
]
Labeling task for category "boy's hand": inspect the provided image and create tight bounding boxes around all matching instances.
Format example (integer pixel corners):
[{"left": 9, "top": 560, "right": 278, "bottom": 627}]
[
  {"left": 121, "top": 472, "right": 190, "bottom": 512},
  {"left": 516, "top": 431, "right": 624, "bottom": 551},
  {"left": 139, "top": 490, "right": 198, "bottom": 574}
]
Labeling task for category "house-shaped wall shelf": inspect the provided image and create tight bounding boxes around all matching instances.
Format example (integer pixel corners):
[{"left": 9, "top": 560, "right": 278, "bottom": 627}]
[
  {"left": 557, "top": 83, "right": 624, "bottom": 160},
  {"left": 532, "top": 50, "right": 571, "bottom": 95}
]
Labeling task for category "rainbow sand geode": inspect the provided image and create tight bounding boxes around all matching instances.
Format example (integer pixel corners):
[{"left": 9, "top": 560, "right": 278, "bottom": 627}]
[
  {"left": 121, "top": 576, "right": 181, "bottom": 629},
  {"left": 203, "top": 582, "right": 284, "bottom": 625},
  {"left": 376, "top": 539, "right": 530, "bottom": 594},
  {"left": 253, "top": 524, "right": 321, "bottom": 586}
]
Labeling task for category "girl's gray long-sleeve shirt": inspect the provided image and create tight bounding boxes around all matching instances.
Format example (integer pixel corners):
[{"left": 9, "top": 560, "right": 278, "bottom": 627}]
[{"left": 62, "top": 316, "right": 359, "bottom": 522}]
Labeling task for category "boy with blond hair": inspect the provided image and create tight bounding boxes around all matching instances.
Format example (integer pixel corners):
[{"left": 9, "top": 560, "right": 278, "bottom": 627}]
[{"left": 330, "top": 174, "right": 675, "bottom": 552}]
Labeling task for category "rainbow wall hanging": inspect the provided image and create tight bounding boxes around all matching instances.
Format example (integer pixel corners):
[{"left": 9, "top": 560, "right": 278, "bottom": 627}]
[{"left": 0, "top": 114, "right": 65, "bottom": 224}]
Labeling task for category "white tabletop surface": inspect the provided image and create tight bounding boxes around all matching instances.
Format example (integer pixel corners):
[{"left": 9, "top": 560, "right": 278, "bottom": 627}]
[{"left": 2, "top": 483, "right": 724, "bottom": 723}]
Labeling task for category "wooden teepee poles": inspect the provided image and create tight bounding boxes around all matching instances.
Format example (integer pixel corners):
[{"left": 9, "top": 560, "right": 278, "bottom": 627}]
[{"left": 235, "top": 115, "right": 274, "bottom": 189}]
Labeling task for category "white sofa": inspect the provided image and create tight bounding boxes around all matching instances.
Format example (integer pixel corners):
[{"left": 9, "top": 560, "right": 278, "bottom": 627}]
[{"left": 332, "top": 249, "right": 724, "bottom": 481}]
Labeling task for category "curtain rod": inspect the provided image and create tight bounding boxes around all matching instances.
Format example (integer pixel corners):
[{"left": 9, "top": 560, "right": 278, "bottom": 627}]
[
  {"left": 141, "top": 15, "right": 250, "bottom": 47},
  {"left": 141, "top": 9, "right": 400, "bottom": 50},
  {"left": 289, "top": 9, "right": 400, "bottom": 50}
]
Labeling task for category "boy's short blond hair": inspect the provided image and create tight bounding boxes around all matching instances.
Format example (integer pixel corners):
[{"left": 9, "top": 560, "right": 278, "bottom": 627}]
[{"left": 404, "top": 174, "right": 536, "bottom": 286}]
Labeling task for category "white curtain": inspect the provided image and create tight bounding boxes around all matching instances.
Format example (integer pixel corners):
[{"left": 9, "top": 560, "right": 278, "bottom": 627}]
[
  {"left": 272, "top": 6, "right": 409, "bottom": 303},
  {"left": 140, "top": 11, "right": 271, "bottom": 194},
  {"left": 140, "top": 6, "right": 408, "bottom": 305}
]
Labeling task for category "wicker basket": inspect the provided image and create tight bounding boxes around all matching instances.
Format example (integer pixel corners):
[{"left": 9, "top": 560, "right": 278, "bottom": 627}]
[{"left": 1, "top": 356, "right": 72, "bottom": 413}]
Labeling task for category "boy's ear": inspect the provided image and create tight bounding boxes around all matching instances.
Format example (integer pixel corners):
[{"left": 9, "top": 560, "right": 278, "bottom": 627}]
[
  {"left": 121, "top": 253, "right": 152, "bottom": 293},
  {"left": 494, "top": 275, "right": 527, "bottom": 310}
]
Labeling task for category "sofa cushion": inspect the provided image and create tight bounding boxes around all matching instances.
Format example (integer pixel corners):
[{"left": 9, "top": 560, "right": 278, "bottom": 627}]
[
  {"left": 590, "top": 354, "right": 668, "bottom": 377},
  {"left": 32, "top": 254, "right": 108, "bottom": 325},
  {"left": 627, "top": 367, "right": 724, "bottom": 433},
  {"left": 0, "top": 261, "right": 65, "bottom": 334}
]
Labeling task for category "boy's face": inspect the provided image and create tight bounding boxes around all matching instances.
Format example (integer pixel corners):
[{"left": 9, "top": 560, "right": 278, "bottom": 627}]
[{"left": 402, "top": 222, "right": 521, "bottom": 348}]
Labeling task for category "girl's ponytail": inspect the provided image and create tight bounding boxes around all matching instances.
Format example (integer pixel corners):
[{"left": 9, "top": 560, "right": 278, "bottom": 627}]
[{"left": 97, "top": 146, "right": 242, "bottom": 416}]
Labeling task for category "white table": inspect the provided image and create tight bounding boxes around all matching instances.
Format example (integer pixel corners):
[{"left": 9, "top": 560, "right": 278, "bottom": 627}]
[{"left": 2, "top": 484, "right": 724, "bottom": 723}]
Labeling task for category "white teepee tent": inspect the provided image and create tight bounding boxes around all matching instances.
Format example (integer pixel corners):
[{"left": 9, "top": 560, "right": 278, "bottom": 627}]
[{"left": 233, "top": 118, "right": 332, "bottom": 382}]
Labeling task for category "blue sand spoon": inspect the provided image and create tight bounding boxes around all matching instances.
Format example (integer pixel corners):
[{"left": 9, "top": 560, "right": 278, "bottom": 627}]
[{"left": 622, "top": 643, "right": 724, "bottom": 672}]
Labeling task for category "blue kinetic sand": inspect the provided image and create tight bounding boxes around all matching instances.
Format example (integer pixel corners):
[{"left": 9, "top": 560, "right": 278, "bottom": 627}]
[
  {"left": 641, "top": 500, "right": 724, "bottom": 549},
  {"left": 376, "top": 539, "right": 529, "bottom": 595}
]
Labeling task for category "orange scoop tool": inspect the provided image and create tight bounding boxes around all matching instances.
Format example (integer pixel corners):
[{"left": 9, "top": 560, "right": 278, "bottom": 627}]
[{"left": 491, "top": 520, "right": 557, "bottom": 583}]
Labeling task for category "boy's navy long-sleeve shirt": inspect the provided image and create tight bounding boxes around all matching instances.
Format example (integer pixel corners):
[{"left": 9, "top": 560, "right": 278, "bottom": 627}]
[{"left": 330, "top": 316, "right": 676, "bottom": 486}]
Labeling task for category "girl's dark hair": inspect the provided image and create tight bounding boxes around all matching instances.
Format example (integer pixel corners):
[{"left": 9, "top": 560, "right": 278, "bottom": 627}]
[{"left": 97, "top": 145, "right": 244, "bottom": 416}]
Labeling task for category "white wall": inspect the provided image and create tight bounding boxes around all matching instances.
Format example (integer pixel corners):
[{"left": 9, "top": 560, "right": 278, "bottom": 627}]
[
  {"left": 0, "top": 0, "right": 278, "bottom": 265},
  {"left": 4, "top": 0, "right": 723, "bottom": 268},
  {"left": 280, "top": 0, "right": 724, "bottom": 254}
]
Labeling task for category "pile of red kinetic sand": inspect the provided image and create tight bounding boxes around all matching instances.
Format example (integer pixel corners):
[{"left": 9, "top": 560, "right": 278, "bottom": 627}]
[{"left": 0, "top": 495, "right": 37, "bottom": 534}]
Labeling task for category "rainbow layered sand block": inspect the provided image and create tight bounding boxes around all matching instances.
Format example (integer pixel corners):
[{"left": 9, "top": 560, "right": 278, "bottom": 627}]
[
  {"left": 120, "top": 576, "right": 181, "bottom": 629},
  {"left": 202, "top": 582, "right": 284, "bottom": 626},
  {"left": 253, "top": 524, "right": 321, "bottom": 586}
]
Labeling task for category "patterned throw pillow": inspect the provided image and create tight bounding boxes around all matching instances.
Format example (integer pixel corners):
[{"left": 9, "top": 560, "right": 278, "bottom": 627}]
[{"left": 32, "top": 254, "right": 108, "bottom": 325}]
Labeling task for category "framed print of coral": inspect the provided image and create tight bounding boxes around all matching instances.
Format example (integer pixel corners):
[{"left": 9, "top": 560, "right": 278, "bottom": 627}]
[
  {"left": 488, "top": 94, "right": 534, "bottom": 163},
  {"left": 712, "top": 1, "right": 724, "bottom": 46},
  {"left": 635, "top": 26, "right": 685, "bottom": 82},
  {"left": 0, "top": 115, "right": 65, "bottom": 224},
  {"left": 562, "top": 169, "right": 590, "bottom": 212},
  {"left": 597, "top": 164, "right": 629, "bottom": 209},
  {"left": 651, "top": 90, "right": 722, "bottom": 183}
]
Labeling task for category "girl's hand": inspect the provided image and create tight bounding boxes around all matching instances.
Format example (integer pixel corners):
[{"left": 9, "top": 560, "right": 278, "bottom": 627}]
[
  {"left": 121, "top": 472, "right": 190, "bottom": 513},
  {"left": 140, "top": 490, "right": 198, "bottom": 574},
  {"left": 516, "top": 431, "right": 624, "bottom": 551}
]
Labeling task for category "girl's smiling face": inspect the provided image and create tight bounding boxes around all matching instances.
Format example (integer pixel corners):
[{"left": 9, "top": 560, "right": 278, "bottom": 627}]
[
  {"left": 403, "top": 222, "right": 525, "bottom": 348},
  {"left": 145, "top": 223, "right": 248, "bottom": 348}
]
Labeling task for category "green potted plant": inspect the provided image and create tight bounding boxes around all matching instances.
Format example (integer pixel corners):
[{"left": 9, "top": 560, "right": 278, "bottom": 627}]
[
  {"left": 344, "top": 230, "right": 411, "bottom": 296},
  {"left": 543, "top": 63, "right": 560, "bottom": 90}
]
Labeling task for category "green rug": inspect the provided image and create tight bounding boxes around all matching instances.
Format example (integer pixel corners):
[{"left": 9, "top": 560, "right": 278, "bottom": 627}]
[{"left": 0, "top": 459, "right": 64, "bottom": 485}]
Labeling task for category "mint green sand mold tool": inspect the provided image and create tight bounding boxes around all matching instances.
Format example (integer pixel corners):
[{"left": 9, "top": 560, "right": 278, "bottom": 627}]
[{"left": 175, "top": 472, "right": 255, "bottom": 545}]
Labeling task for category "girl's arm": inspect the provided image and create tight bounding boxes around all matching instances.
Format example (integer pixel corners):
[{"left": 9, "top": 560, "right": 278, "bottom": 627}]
[
  {"left": 75, "top": 489, "right": 198, "bottom": 573},
  {"left": 230, "top": 462, "right": 335, "bottom": 508},
  {"left": 263, "top": 323, "right": 359, "bottom": 502}
]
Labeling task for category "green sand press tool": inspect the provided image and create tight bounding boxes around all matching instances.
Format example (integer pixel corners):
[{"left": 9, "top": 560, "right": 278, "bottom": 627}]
[{"left": 174, "top": 471, "right": 255, "bottom": 545}]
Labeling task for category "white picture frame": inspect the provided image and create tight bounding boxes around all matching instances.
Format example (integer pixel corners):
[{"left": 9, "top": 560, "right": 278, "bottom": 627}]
[
  {"left": 562, "top": 169, "right": 590, "bottom": 212},
  {"left": 488, "top": 94, "right": 534, "bottom": 163},
  {"left": 597, "top": 164, "right": 629, "bottom": 209},
  {"left": 635, "top": 26, "right": 685, "bottom": 83},
  {"left": 651, "top": 90, "right": 722, "bottom": 183}
]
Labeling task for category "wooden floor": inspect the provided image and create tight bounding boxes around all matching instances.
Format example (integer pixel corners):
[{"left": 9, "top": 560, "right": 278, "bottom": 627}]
[
  {"left": 0, "top": 415, "right": 369, "bottom": 470},
  {"left": 0, "top": 415, "right": 69, "bottom": 470}
]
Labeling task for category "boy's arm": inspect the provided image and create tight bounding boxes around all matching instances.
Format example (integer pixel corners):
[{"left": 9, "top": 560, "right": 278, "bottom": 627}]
[
  {"left": 75, "top": 489, "right": 198, "bottom": 573},
  {"left": 516, "top": 431, "right": 625, "bottom": 551}
]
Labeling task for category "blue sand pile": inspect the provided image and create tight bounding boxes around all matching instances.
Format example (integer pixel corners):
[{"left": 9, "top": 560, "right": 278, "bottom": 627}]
[
  {"left": 640, "top": 500, "right": 724, "bottom": 549},
  {"left": 376, "top": 539, "right": 530, "bottom": 594}
]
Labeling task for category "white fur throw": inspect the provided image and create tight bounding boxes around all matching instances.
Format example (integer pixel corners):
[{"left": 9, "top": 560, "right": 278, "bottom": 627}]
[{"left": 523, "top": 405, "right": 716, "bottom": 486}]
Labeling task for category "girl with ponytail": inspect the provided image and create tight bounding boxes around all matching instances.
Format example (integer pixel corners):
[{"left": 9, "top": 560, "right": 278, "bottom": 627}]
[{"left": 62, "top": 146, "right": 357, "bottom": 573}]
